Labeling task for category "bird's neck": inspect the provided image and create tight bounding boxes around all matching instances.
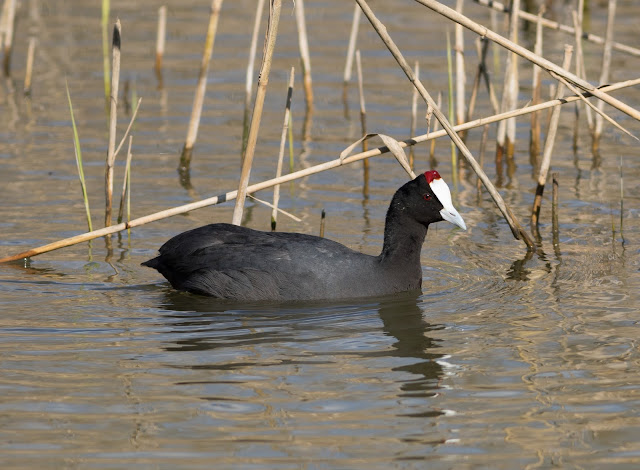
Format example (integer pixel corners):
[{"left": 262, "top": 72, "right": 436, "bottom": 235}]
[{"left": 378, "top": 201, "right": 428, "bottom": 267}]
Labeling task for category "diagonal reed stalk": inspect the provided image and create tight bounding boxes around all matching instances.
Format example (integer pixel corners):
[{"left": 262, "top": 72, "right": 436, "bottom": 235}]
[
  {"left": 413, "top": 0, "right": 640, "bottom": 122},
  {"left": 355, "top": 0, "right": 535, "bottom": 249},
  {"left": 104, "top": 19, "right": 121, "bottom": 228},
  {"left": 272, "top": 67, "right": 295, "bottom": 231},
  {"left": 66, "top": 80, "right": 92, "bottom": 232},
  {"left": 231, "top": 0, "right": 282, "bottom": 226},
  {"left": 117, "top": 136, "right": 134, "bottom": 225},
  {"left": 2, "top": 79, "right": 638, "bottom": 263}
]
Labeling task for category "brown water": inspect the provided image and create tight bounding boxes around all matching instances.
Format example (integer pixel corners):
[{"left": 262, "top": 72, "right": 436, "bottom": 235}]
[{"left": 1, "top": 0, "right": 640, "bottom": 468}]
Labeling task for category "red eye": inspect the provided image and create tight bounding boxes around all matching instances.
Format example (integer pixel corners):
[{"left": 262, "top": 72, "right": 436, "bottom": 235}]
[{"left": 423, "top": 194, "right": 432, "bottom": 201}]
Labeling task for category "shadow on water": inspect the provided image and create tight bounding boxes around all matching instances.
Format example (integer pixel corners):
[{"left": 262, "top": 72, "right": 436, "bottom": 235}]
[{"left": 155, "top": 289, "right": 445, "bottom": 410}]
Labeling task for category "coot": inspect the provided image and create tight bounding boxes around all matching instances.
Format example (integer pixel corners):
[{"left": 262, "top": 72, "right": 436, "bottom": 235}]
[{"left": 143, "top": 171, "right": 466, "bottom": 301}]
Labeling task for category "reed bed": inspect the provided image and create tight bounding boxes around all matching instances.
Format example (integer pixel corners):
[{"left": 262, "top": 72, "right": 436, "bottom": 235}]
[{"left": 0, "top": 0, "right": 638, "bottom": 264}]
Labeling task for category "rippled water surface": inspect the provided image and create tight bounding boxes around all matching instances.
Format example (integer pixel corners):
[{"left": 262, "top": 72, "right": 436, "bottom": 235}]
[{"left": 1, "top": 0, "right": 640, "bottom": 468}]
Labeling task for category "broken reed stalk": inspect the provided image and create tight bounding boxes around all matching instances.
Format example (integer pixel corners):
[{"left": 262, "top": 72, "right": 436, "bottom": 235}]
[
  {"left": 104, "top": 19, "right": 121, "bottom": 228},
  {"left": 593, "top": 0, "right": 617, "bottom": 150},
  {"left": 66, "top": 80, "right": 92, "bottom": 233},
  {"left": 231, "top": 0, "right": 281, "bottom": 226},
  {"left": 551, "top": 172, "right": 559, "bottom": 248},
  {"left": 531, "top": 45, "right": 573, "bottom": 231},
  {"left": 356, "top": 49, "right": 369, "bottom": 190},
  {"left": 529, "top": 5, "right": 544, "bottom": 163},
  {"left": 180, "top": 0, "right": 223, "bottom": 171},
  {"left": 454, "top": 0, "right": 465, "bottom": 127},
  {"left": 319, "top": 209, "right": 326, "bottom": 237},
  {"left": 101, "top": 0, "right": 110, "bottom": 104},
  {"left": 355, "top": 0, "right": 535, "bottom": 250},
  {"left": 294, "top": 0, "right": 313, "bottom": 108},
  {"left": 495, "top": 0, "right": 520, "bottom": 160},
  {"left": 343, "top": 4, "right": 361, "bottom": 85},
  {"left": 242, "top": 0, "right": 266, "bottom": 160},
  {"left": 472, "top": 0, "right": 640, "bottom": 58},
  {"left": 413, "top": 0, "right": 640, "bottom": 122},
  {"left": 2, "top": 0, "right": 16, "bottom": 76},
  {"left": 23, "top": 37, "right": 36, "bottom": 95},
  {"left": 272, "top": 67, "right": 295, "bottom": 231},
  {"left": 409, "top": 60, "right": 419, "bottom": 169},
  {"left": 155, "top": 5, "right": 166, "bottom": 86},
  {"left": 117, "top": 136, "right": 134, "bottom": 225},
  {"left": 1, "top": 78, "right": 638, "bottom": 263}
]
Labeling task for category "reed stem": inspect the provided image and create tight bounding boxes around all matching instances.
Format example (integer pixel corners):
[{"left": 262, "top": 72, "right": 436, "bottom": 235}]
[
  {"left": 593, "top": 0, "right": 616, "bottom": 148},
  {"left": 272, "top": 67, "right": 295, "bottom": 231},
  {"left": 357, "top": 0, "right": 534, "bottom": 249},
  {"left": 23, "top": 37, "right": 36, "bottom": 95},
  {"left": 232, "top": 0, "right": 282, "bottom": 226},
  {"left": 242, "top": 0, "right": 266, "bottom": 161},
  {"left": 343, "top": 4, "right": 361, "bottom": 84},
  {"left": 531, "top": 45, "right": 573, "bottom": 230},
  {"left": 104, "top": 19, "right": 121, "bottom": 228},
  {"left": 101, "top": 0, "right": 110, "bottom": 104},
  {"left": 180, "top": 0, "right": 223, "bottom": 172},
  {"left": 155, "top": 5, "right": 166, "bottom": 87},
  {"left": 2, "top": 78, "right": 638, "bottom": 264},
  {"left": 356, "top": 49, "right": 369, "bottom": 193},
  {"left": 66, "top": 80, "right": 92, "bottom": 233},
  {"left": 413, "top": 0, "right": 640, "bottom": 122},
  {"left": 295, "top": 0, "right": 313, "bottom": 108}
]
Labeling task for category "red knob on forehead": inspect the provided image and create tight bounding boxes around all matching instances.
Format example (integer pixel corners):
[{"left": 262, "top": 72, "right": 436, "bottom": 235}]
[{"left": 424, "top": 170, "right": 441, "bottom": 184}]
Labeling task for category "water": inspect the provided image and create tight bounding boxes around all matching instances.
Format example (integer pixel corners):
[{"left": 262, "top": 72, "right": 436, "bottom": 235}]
[{"left": 1, "top": 0, "right": 640, "bottom": 468}]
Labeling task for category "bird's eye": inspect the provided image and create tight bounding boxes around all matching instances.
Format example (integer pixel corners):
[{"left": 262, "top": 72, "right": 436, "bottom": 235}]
[{"left": 423, "top": 193, "right": 432, "bottom": 201}]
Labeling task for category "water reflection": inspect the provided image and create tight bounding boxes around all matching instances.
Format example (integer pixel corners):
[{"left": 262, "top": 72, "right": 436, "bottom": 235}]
[{"left": 156, "top": 290, "right": 444, "bottom": 411}]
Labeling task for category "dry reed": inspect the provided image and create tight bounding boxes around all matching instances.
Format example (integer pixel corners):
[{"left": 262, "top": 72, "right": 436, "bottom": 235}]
[
  {"left": 155, "top": 5, "right": 166, "bottom": 86},
  {"left": 529, "top": 5, "right": 544, "bottom": 164},
  {"left": 104, "top": 19, "right": 121, "bottom": 228},
  {"left": 356, "top": 49, "right": 369, "bottom": 192},
  {"left": 409, "top": 60, "right": 419, "bottom": 169},
  {"left": 454, "top": 0, "right": 465, "bottom": 127},
  {"left": 23, "top": 37, "right": 36, "bottom": 95},
  {"left": 101, "top": 0, "right": 110, "bottom": 104},
  {"left": 272, "top": 67, "right": 295, "bottom": 231},
  {"left": 343, "top": 4, "right": 361, "bottom": 85},
  {"left": 356, "top": 0, "right": 535, "bottom": 249},
  {"left": 180, "top": 0, "right": 224, "bottom": 171},
  {"left": 531, "top": 45, "right": 572, "bottom": 230},
  {"left": 593, "top": 0, "right": 617, "bottom": 151},
  {"left": 2, "top": 76, "right": 638, "bottom": 263},
  {"left": 232, "top": 0, "right": 282, "bottom": 226},
  {"left": 2, "top": 0, "right": 16, "bottom": 76},
  {"left": 295, "top": 0, "right": 313, "bottom": 108},
  {"left": 242, "top": 0, "right": 266, "bottom": 160},
  {"left": 117, "top": 136, "right": 134, "bottom": 225},
  {"left": 495, "top": 0, "right": 520, "bottom": 160},
  {"left": 413, "top": 0, "right": 640, "bottom": 122},
  {"left": 472, "top": 0, "right": 640, "bottom": 57}
]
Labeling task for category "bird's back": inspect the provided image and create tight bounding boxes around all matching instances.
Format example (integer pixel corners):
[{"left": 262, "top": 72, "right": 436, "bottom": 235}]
[{"left": 143, "top": 223, "right": 391, "bottom": 300}]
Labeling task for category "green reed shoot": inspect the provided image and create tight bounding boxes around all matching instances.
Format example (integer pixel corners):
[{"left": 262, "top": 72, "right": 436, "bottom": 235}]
[{"left": 65, "top": 80, "right": 93, "bottom": 232}]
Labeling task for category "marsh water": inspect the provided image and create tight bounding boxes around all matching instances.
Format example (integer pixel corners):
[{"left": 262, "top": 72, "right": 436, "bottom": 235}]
[{"left": 1, "top": 0, "right": 640, "bottom": 468}]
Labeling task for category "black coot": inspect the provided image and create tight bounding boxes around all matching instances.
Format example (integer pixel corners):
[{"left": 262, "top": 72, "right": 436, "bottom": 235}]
[{"left": 142, "top": 171, "right": 466, "bottom": 301}]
